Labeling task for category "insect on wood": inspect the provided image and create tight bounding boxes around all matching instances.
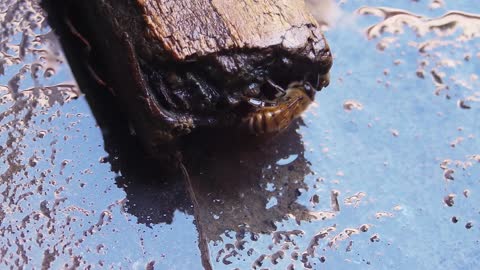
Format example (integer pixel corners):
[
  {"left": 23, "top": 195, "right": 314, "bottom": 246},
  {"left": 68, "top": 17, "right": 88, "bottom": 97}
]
[{"left": 44, "top": 0, "right": 333, "bottom": 151}]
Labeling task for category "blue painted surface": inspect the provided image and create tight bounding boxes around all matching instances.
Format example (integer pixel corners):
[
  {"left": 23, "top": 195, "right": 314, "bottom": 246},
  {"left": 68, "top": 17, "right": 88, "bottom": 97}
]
[{"left": 0, "top": 0, "right": 479, "bottom": 269}]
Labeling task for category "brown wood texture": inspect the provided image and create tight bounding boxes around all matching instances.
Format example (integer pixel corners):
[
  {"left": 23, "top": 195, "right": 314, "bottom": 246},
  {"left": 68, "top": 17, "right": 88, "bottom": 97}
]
[{"left": 138, "top": 0, "right": 321, "bottom": 59}]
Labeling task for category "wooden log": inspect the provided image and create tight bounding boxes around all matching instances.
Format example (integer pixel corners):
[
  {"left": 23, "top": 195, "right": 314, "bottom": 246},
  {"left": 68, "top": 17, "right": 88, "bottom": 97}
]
[{"left": 45, "top": 0, "right": 333, "bottom": 149}]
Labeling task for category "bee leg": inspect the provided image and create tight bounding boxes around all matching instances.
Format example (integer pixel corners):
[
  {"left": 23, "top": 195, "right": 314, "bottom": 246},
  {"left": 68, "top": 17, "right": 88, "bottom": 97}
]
[
  {"left": 245, "top": 97, "right": 280, "bottom": 108},
  {"left": 266, "top": 78, "right": 286, "bottom": 96},
  {"left": 247, "top": 97, "right": 267, "bottom": 107},
  {"left": 225, "top": 93, "right": 266, "bottom": 108}
]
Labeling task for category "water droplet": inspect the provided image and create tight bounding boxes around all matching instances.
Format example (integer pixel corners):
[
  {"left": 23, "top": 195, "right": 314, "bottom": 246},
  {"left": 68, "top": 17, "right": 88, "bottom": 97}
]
[{"left": 44, "top": 68, "right": 55, "bottom": 78}]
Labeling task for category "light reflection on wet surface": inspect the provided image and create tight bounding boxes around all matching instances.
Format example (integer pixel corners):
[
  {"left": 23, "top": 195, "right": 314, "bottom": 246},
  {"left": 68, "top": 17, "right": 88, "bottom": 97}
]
[{"left": 1, "top": 0, "right": 480, "bottom": 269}]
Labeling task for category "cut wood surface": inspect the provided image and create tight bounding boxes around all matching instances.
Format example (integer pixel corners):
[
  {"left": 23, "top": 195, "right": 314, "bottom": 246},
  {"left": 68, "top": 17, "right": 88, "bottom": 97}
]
[{"left": 138, "top": 0, "right": 322, "bottom": 59}]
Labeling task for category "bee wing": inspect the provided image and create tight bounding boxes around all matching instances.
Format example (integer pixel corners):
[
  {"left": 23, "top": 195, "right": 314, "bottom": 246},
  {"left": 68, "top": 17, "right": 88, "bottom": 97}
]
[
  {"left": 273, "top": 96, "right": 305, "bottom": 129},
  {"left": 242, "top": 94, "right": 307, "bottom": 134}
]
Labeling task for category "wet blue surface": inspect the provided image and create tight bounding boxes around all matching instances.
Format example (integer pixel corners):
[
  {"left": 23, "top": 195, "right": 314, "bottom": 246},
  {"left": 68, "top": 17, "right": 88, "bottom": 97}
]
[{"left": 1, "top": 0, "right": 479, "bottom": 269}]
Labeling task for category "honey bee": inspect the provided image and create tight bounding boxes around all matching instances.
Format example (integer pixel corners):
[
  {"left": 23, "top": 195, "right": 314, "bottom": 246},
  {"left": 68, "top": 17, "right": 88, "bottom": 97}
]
[{"left": 242, "top": 82, "right": 315, "bottom": 135}]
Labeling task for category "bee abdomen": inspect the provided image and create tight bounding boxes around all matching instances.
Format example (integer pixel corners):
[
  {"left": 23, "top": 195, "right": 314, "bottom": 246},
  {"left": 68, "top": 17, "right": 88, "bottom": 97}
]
[
  {"left": 241, "top": 86, "right": 313, "bottom": 135},
  {"left": 245, "top": 110, "right": 282, "bottom": 135}
]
